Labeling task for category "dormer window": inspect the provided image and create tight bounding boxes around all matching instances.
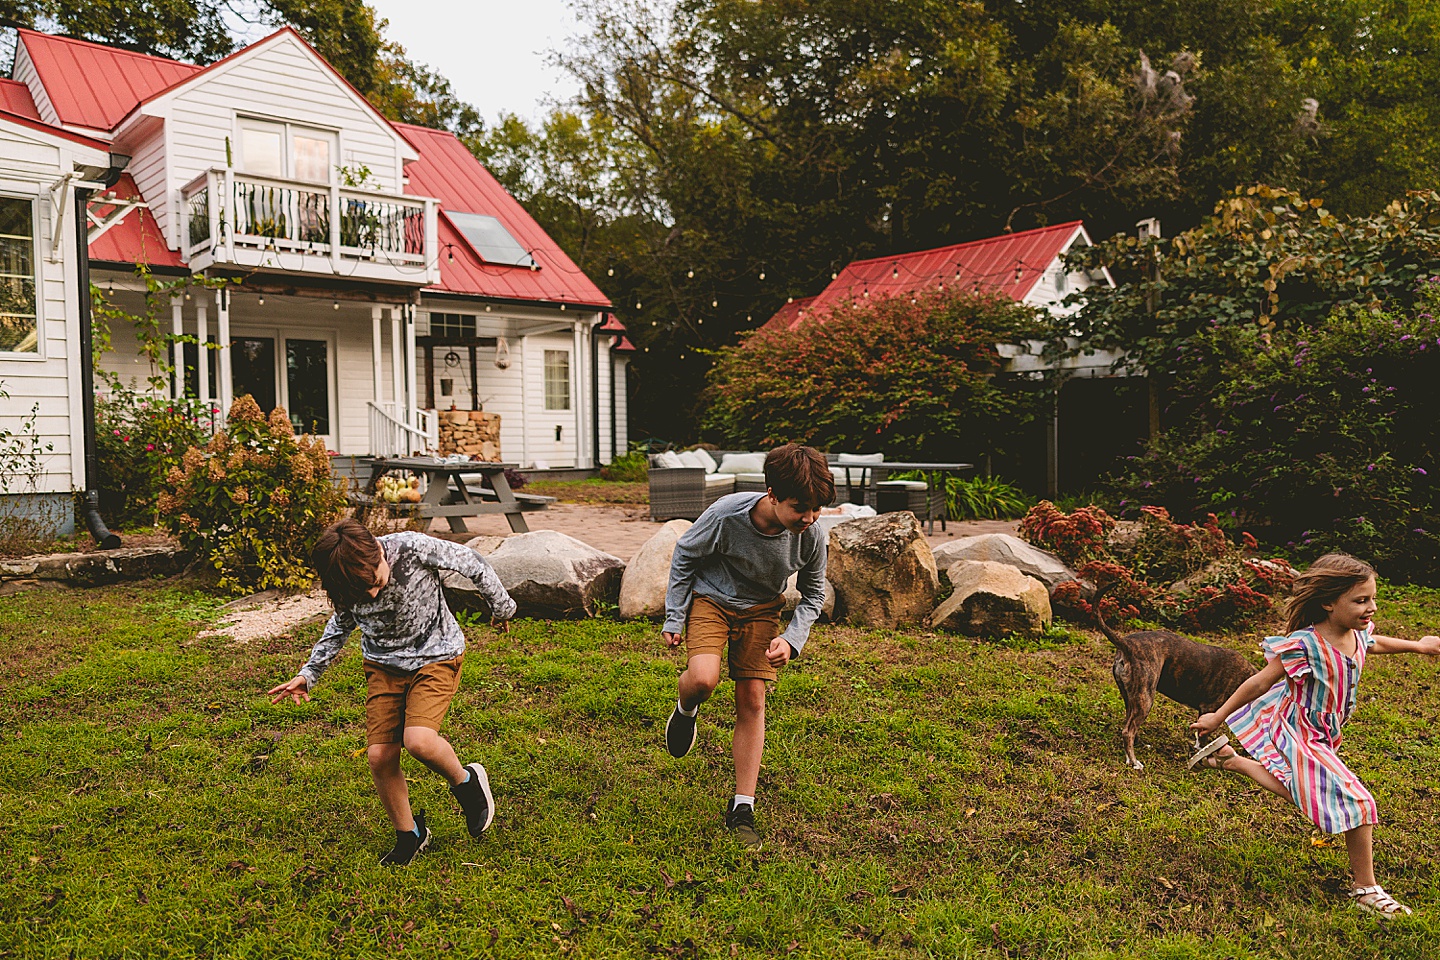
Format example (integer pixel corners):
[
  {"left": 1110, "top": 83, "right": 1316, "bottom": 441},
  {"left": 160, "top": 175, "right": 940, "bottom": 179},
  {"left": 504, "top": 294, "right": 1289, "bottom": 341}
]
[
  {"left": 238, "top": 117, "right": 336, "bottom": 183},
  {"left": 447, "top": 212, "right": 534, "bottom": 267}
]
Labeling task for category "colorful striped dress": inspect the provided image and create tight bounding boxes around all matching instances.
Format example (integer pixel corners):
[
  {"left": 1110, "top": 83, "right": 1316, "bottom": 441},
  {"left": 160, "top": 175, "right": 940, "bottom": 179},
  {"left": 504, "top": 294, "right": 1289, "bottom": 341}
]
[{"left": 1225, "top": 625, "right": 1380, "bottom": 834}]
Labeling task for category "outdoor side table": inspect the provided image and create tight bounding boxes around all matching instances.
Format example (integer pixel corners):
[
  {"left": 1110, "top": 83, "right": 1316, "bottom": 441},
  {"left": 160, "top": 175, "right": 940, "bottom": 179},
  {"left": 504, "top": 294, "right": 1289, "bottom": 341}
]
[
  {"left": 868, "top": 461, "right": 976, "bottom": 535},
  {"left": 360, "top": 457, "right": 530, "bottom": 534}
]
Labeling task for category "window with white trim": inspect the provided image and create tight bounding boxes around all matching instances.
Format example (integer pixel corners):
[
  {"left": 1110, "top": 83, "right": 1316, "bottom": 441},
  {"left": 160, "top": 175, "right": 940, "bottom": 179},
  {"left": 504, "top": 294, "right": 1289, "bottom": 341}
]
[
  {"left": 544, "top": 350, "right": 570, "bottom": 411},
  {"left": 430, "top": 312, "right": 477, "bottom": 339},
  {"left": 0, "top": 197, "right": 37, "bottom": 354},
  {"left": 238, "top": 117, "right": 337, "bottom": 183}
]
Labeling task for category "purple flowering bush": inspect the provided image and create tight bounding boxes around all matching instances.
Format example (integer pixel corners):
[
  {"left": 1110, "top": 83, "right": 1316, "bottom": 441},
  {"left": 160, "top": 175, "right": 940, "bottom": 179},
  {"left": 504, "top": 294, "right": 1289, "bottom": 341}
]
[{"left": 1111, "top": 291, "right": 1440, "bottom": 582}]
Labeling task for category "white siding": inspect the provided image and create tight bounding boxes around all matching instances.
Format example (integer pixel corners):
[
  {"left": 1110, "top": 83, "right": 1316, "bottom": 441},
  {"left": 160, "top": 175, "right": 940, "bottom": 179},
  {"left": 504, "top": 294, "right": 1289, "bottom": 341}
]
[
  {"left": 126, "top": 132, "right": 171, "bottom": 248},
  {"left": 524, "top": 331, "right": 579, "bottom": 468},
  {"left": 155, "top": 34, "right": 406, "bottom": 241},
  {"left": 11, "top": 42, "right": 60, "bottom": 128},
  {"left": 0, "top": 131, "right": 98, "bottom": 494}
]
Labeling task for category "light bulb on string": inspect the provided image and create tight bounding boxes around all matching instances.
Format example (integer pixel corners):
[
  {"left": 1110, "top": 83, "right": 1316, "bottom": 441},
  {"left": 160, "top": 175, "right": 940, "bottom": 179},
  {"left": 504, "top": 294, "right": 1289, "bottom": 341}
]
[
  {"left": 892, "top": 264, "right": 899, "bottom": 279},
  {"left": 560, "top": 303, "right": 566, "bottom": 311},
  {"left": 447, "top": 247, "right": 454, "bottom": 264},
  {"left": 106, "top": 280, "right": 114, "bottom": 295},
  {"left": 332, "top": 301, "right": 339, "bottom": 310},
  {"left": 258, "top": 295, "right": 265, "bottom": 306},
  {"left": 711, "top": 298, "right": 718, "bottom": 307},
  {"left": 184, "top": 291, "right": 192, "bottom": 301},
  {"left": 636, "top": 301, "right": 642, "bottom": 310},
  {"left": 758, "top": 270, "right": 765, "bottom": 280},
  {"left": 607, "top": 267, "right": 614, "bottom": 276},
  {"left": 831, "top": 271, "right": 838, "bottom": 279},
  {"left": 1013, "top": 264, "right": 1024, "bottom": 283},
  {"left": 686, "top": 269, "right": 694, "bottom": 279},
  {"left": 485, "top": 304, "right": 492, "bottom": 312}
]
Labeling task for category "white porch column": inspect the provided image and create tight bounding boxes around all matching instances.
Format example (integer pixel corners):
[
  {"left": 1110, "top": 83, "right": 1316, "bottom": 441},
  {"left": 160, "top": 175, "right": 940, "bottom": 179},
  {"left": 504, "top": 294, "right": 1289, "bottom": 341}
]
[
  {"left": 404, "top": 303, "right": 418, "bottom": 430},
  {"left": 215, "top": 287, "right": 233, "bottom": 414},
  {"left": 195, "top": 300, "right": 209, "bottom": 404},
  {"left": 571, "top": 322, "right": 584, "bottom": 467},
  {"left": 371, "top": 304, "right": 384, "bottom": 405},
  {"left": 518, "top": 335, "right": 529, "bottom": 468},
  {"left": 390, "top": 306, "right": 404, "bottom": 422},
  {"left": 171, "top": 296, "right": 184, "bottom": 400}
]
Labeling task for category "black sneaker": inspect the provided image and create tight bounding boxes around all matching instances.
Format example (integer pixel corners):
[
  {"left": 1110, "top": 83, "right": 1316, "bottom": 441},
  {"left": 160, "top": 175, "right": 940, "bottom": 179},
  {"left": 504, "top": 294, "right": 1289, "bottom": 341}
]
[
  {"left": 451, "top": 762, "right": 495, "bottom": 837},
  {"left": 725, "top": 800, "right": 762, "bottom": 851},
  {"left": 379, "top": 809, "right": 430, "bottom": 866},
  {"left": 665, "top": 704, "right": 698, "bottom": 758}
]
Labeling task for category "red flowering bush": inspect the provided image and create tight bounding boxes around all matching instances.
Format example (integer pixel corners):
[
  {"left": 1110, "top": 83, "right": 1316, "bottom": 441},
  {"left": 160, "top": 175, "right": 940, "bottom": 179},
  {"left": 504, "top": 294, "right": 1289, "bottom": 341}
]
[
  {"left": 161, "top": 395, "right": 345, "bottom": 593},
  {"left": 1023, "top": 501, "right": 1296, "bottom": 631},
  {"left": 701, "top": 289, "right": 1048, "bottom": 459}
]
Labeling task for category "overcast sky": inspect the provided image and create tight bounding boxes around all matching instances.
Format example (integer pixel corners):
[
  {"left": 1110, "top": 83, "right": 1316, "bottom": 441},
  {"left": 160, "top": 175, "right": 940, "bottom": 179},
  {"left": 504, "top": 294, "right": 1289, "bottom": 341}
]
[{"left": 367, "top": 0, "right": 586, "bottom": 126}]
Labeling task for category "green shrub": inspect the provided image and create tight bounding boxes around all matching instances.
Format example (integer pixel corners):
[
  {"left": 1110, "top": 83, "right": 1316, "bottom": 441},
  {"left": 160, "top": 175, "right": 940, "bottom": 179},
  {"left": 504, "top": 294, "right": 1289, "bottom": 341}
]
[
  {"left": 1107, "top": 294, "right": 1440, "bottom": 584},
  {"left": 160, "top": 395, "right": 345, "bottom": 594},
  {"left": 96, "top": 386, "right": 216, "bottom": 526},
  {"left": 702, "top": 289, "right": 1049, "bottom": 460},
  {"left": 600, "top": 446, "right": 649, "bottom": 482},
  {"left": 893, "top": 472, "right": 1033, "bottom": 520}
]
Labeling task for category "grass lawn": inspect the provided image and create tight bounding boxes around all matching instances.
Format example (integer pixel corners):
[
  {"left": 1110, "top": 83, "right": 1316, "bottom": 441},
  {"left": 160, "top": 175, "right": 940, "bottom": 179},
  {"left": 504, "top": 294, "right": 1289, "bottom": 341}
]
[
  {"left": 523, "top": 478, "right": 648, "bottom": 506},
  {"left": 4, "top": 581, "right": 1440, "bottom": 958}
]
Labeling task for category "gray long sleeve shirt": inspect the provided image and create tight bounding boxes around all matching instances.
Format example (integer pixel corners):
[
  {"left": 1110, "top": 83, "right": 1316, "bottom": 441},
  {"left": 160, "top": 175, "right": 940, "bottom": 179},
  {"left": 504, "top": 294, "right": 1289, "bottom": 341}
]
[
  {"left": 663, "top": 492, "right": 828, "bottom": 654},
  {"left": 299, "top": 531, "right": 516, "bottom": 686}
]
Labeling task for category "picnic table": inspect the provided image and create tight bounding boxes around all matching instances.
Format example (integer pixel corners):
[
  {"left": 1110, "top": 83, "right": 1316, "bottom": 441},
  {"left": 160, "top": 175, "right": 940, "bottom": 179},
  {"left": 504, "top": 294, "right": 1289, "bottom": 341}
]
[
  {"left": 835, "top": 460, "right": 975, "bottom": 535},
  {"left": 358, "top": 456, "right": 533, "bottom": 534}
]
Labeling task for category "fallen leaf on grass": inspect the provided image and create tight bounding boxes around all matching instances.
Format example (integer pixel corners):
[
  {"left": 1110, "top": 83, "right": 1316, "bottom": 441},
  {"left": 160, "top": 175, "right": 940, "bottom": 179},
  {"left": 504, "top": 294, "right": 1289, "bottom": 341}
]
[
  {"left": 1156, "top": 876, "right": 1174, "bottom": 890},
  {"left": 350, "top": 747, "right": 365, "bottom": 758},
  {"left": 1309, "top": 835, "right": 1335, "bottom": 848},
  {"left": 659, "top": 866, "right": 676, "bottom": 890},
  {"left": 964, "top": 808, "right": 977, "bottom": 817}
]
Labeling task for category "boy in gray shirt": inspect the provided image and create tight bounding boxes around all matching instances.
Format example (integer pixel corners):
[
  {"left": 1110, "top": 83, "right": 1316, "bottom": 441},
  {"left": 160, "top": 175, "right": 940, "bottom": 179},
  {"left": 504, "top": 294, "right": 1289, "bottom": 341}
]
[
  {"left": 663, "top": 444, "right": 833, "bottom": 849},
  {"left": 268, "top": 520, "right": 515, "bottom": 866}
]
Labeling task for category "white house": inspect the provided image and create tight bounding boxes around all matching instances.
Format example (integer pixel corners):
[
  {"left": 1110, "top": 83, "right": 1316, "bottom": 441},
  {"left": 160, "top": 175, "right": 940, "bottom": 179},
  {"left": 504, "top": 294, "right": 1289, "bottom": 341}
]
[
  {"left": 3, "top": 26, "right": 632, "bottom": 513},
  {"left": 0, "top": 83, "right": 118, "bottom": 534}
]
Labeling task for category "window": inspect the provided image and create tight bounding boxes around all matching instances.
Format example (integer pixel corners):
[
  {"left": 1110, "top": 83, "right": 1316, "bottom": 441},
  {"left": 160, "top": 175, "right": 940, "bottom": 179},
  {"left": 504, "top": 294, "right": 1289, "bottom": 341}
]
[
  {"left": 238, "top": 117, "right": 335, "bottom": 183},
  {"left": 447, "top": 212, "right": 534, "bottom": 267},
  {"left": 0, "top": 198, "right": 37, "bottom": 354},
  {"left": 544, "top": 350, "right": 570, "bottom": 411},
  {"left": 430, "top": 312, "right": 477, "bottom": 339}
]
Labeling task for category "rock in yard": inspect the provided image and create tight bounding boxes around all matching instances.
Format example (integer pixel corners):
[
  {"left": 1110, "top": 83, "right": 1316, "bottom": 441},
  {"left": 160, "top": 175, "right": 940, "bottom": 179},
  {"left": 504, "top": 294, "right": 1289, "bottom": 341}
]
[
  {"left": 445, "top": 530, "right": 625, "bottom": 617},
  {"left": 463, "top": 535, "right": 505, "bottom": 556},
  {"left": 782, "top": 572, "right": 836, "bottom": 622},
  {"left": 618, "top": 519, "right": 691, "bottom": 619},
  {"left": 930, "top": 560, "right": 1052, "bottom": 637},
  {"left": 932, "top": 533, "right": 1078, "bottom": 592},
  {"left": 827, "top": 512, "right": 939, "bottom": 628}
]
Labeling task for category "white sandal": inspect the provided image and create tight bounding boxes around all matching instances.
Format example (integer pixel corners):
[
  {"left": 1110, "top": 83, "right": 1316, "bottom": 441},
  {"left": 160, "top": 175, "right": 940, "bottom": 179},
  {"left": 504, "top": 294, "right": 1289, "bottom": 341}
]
[
  {"left": 1348, "top": 885, "right": 1413, "bottom": 918},
  {"left": 1187, "top": 734, "right": 1231, "bottom": 770}
]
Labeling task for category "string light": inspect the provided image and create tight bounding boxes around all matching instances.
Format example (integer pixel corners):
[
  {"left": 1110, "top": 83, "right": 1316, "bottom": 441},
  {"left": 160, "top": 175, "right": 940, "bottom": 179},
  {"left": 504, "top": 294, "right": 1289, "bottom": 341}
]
[
  {"left": 607, "top": 267, "right": 614, "bottom": 276},
  {"left": 786, "top": 296, "right": 793, "bottom": 303},
  {"left": 758, "top": 270, "right": 765, "bottom": 280},
  {"left": 892, "top": 264, "right": 899, "bottom": 279},
  {"left": 831, "top": 271, "right": 838, "bottom": 279},
  {"left": 258, "top": 295, "right": 265, "bottom": 306},
  {"left": 184, "top": 291, "right": 192, "bottom": 301},
  {"left": 106, "top": 280, "right": 114, "bottom": 295},
  {"left": 1013, "top": 264, "right": 1024, "bottom": 283},
  {"left": 485, "top": 304, "right": 492, "bottom": 312},
  {"left": 332, "top": 301, "right": 339, "bottom": 310},
  {"left": 686, "top": 269, "right": 694, "bottom": 279},
  {"left": 636, "top": 301, "right": 643, "bottom": 309},
  {"left": 447, "top": 246, "right": 454, "bottom": 263},
  {"left": 559, "top": 303, "right": 566, "bottom": 311},
  {"left": 711, "top": 298, "right": 718, "bottom": 307}
]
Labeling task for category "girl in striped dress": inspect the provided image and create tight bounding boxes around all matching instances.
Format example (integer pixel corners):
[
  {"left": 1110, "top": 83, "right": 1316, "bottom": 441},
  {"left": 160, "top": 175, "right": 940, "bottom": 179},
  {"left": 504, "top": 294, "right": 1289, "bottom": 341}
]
[{"left": 1191, "top": 554, "right": 1440, "bottom": 918}]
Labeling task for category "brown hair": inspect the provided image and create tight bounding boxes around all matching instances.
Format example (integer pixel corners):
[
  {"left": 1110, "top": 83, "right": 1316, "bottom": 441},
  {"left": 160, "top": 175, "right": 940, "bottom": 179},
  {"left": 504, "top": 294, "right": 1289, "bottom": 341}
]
[
  {"left": 1282, "top": 553, "right": 1377, "bottom": 634},
  {"left": 312, "top": 517, "right": 385, "bottom": 609},
  {"left": 763, "top": 443, "right": 834, "bottom": 509}
]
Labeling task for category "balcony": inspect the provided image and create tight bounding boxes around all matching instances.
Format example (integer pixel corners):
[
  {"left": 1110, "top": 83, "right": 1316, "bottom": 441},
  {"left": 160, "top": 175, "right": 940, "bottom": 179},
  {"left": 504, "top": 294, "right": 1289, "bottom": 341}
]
[{"left": 181, "top": 169, "right": 439, "bottom": 286}]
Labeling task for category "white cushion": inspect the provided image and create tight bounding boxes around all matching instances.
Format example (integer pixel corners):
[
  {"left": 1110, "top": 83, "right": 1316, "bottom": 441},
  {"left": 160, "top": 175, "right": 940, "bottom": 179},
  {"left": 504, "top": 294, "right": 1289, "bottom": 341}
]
[
  {"left": 704, "top": 474, "right": 736, "bottom": 489},
  {"left": 836, "top": 452, "right": 884, "bottom": 464},
  {"left": 692, "top": 448, "right": 718, "bottom": 473},
  {"left": 876, "top": 480, "right": 927, "bottom": 491},
  {"left": 717, "top": 452, "right": 767, "bottom": 475},
  {"left": 655, "top": 450, "right": 684, "bottom": 468},
  {"left": 677, "top": 450, "right": 707, "bottom": 468},
  {"left": 735, "top": 472, "right": 768, "bottom": 484}
]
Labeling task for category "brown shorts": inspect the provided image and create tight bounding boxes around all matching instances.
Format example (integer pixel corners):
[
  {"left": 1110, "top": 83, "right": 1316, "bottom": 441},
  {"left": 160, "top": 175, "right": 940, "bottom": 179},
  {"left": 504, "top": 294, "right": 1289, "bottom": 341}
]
[
  {"left": 362, "top": 654, "right": 463, "bottom": 746},
  {"left": 685, "top": 595, "right": 786, "bottom": 682}
]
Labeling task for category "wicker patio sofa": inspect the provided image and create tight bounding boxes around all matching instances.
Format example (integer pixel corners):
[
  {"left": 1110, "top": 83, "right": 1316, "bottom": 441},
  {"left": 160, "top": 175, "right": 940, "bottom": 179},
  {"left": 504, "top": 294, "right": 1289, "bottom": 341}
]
[{"left": 648, "top": 449, "right": 894, "bottom": 520}]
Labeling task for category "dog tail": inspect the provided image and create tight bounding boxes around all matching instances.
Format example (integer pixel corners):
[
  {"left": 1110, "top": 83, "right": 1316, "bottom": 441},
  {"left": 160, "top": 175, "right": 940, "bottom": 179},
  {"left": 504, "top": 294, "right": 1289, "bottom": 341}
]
[{"left": 1092, "top": 582, "right": 1136, "bottom": 654}]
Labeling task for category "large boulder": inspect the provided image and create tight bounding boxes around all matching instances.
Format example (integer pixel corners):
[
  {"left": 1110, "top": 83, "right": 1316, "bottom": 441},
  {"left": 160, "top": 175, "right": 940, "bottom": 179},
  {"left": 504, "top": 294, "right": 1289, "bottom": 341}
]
[
  {"left": 618, "top": 519, "right": 691, "bottom": 619},
  {"left": 827, "top": 513, "right": 939, "bottom": 628},
  {"left": 781, "top": 572, "right": 836, "bottom": 622},
  {"left": 930, "top": 560, "right": 1051, "bottom": 637},
  {"left": 932, "top": 533, "right": 1078, "bottom": 592},
  {"left": 444, "top": 531, "right": 625, "bottom": 617}
]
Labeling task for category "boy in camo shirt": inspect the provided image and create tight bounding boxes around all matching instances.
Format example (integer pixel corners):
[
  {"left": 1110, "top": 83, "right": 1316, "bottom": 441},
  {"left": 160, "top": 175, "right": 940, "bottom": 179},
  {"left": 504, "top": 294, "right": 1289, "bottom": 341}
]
[{"left": 268, "top": 518, "right": 516, "bottom": 866}]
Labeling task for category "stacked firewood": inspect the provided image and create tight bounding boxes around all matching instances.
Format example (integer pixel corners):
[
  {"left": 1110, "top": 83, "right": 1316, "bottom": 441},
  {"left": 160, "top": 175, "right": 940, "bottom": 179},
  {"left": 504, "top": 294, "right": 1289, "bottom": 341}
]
[{"left": 437, "top": 409, "right": 502, "bottom": 462}]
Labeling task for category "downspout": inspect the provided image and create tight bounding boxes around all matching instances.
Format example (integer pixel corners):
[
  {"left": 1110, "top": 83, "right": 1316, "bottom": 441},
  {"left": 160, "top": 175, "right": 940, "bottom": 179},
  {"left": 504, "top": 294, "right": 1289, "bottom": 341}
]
[
  {"left": 75, "top": 181, "right": 121, "bottom": 549},
  {"left": 609, "top": 342, "right": 617, "bottom": 462},
  {"left": 590, "top": 315, "right": 602, "bottom": 468}
]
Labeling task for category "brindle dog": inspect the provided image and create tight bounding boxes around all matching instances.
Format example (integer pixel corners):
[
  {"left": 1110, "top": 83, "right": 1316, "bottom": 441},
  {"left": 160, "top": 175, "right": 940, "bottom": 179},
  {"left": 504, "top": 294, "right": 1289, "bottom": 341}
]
[{"left": 1094, "top": 586, "right": 1257, "bottom": 769}]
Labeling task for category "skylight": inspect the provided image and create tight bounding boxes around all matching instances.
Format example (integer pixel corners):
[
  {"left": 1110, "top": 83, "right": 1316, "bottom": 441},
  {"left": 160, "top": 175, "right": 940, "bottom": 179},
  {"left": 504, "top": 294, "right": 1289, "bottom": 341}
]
[{"left": 447, "top": 212, "right": 534, "bottom": 267}]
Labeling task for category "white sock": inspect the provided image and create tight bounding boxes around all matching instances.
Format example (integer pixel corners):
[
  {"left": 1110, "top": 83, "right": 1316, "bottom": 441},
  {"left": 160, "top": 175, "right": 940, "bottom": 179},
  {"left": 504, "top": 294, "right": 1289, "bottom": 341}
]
[
  {"left": 733, "top": 794, "right": 755, "bottom": 809},
  {"left": 677, "top": 699, "right": 698, "bottom": 718}
]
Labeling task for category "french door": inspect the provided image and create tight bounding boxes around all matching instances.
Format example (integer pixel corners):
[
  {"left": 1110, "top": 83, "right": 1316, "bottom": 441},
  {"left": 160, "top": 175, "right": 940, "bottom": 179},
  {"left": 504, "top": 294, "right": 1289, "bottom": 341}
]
[{"left": 230, "top": 330, "right": 336, "bottom": 448}]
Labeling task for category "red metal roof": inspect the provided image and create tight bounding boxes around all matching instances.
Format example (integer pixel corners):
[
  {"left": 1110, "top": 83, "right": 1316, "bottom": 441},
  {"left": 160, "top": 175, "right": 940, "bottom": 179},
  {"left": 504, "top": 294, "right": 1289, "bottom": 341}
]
[
  {"left": 17, "top": 29, "right": 201, "bottom": 131},
  {"left": 396, "top": 122, "right": 610, "bottom": 308},
  {"left": 806, "top": 222, "right": 1086, "bottom": 315},
  {"left": 597, "top": 313, "right": 627, "bottom": 333},
  {"left": 0, "top": 104, "right": 113, "bottom": 150},
  {"left": 87, "top": 174, "right": 184, "bottom": 269},
  {"left": 612, "top": 335, "right": 636, "bottom": 353},
  {"left": 759, "top": 296, "right": 816, "bottom": 333},
  {"left": 0, "top": 79, "right": 40, "bottom": 120}
]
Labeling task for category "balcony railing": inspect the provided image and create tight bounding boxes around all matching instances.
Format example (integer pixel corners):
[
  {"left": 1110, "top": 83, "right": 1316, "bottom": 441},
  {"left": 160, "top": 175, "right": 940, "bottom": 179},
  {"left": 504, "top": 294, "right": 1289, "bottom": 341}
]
[{"left": 181, "top": 169, "right": 439, "bottom": 285}]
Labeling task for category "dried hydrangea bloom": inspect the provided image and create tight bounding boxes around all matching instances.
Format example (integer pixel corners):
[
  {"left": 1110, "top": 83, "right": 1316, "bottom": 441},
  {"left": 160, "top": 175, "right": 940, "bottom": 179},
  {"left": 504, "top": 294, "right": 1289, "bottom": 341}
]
[
  {"left": 207, "top": 459, "right": 226, "bottom": 482},
  {"left": 268, "top": 407, "right": 294, "bottom": 436},
  {"left": 229, "top": 394, "right": 264, "bottom": 424},
  {"left": 182, "top": 447, "right": 204, "bottom": 471}
]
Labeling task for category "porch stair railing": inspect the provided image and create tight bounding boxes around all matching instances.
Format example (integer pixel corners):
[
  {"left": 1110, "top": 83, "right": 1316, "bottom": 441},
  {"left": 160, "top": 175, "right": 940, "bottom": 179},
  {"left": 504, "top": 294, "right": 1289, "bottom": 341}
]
[{"left": 367, "top": 401, "right": 438, "bottom": 457}]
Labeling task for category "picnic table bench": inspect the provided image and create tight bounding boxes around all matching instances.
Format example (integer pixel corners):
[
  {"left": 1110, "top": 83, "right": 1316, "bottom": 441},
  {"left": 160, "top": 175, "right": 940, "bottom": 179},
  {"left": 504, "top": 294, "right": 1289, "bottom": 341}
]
[{"left": 356, "top": 456, "right": 535, "bottom": 533}]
